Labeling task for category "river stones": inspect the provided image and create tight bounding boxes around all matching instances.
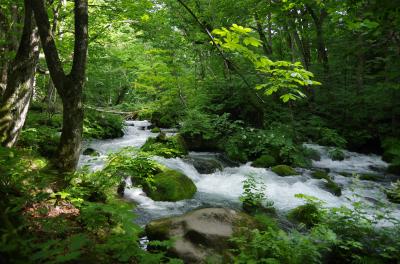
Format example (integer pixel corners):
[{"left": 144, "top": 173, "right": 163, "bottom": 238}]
[
  {"left": 145, "top": 208, "right": 255, "bottom": 263},
  {"left": 143, "top": 169, "right": 196, "bottom": 201}
]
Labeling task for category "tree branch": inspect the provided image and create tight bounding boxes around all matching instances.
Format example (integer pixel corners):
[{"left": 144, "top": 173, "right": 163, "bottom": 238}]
[{"left": 31, "top": 0, "right": 65, "bottom": 89}]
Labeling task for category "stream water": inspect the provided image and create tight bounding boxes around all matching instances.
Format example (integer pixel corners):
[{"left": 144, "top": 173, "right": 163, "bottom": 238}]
[{"left": 79, "top": 121, "right": 400, "bottom": 226}]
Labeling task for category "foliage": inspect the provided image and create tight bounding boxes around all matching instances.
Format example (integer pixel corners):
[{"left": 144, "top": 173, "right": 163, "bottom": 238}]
[
  {"left": 328, "top": 148, "right": 345, "bottom": 161},
  {"left": 212, "top": 24, "right": 321, "bottom": 102},
  {"left": 140, "top": 134, "right": 188, "bottom": 158},
  {"left": 83, "top": 110, "right": 124, "bottom": 139},
  {"left": 251, "top": 154, "right": 277, "bottom": 168}
]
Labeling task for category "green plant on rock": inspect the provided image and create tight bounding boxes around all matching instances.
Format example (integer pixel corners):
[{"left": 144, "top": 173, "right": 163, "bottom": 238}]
[
  {"left": 328, "top": 148, "right": 345, "bottom": 161},
  {"left": 83, "top": 110, "right": 124, "bottom": 139},
  {"left": 140, "top": 134, "right": 188, "bottom": 158},
  {"left": 240, "top": 174, "right": 274, "bottom": 215}
]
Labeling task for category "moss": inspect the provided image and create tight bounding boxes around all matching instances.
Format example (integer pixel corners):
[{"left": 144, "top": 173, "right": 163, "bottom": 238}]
[
  {"left": 271, "top": 165, "right": 297, "bottom": 176},
  {"left": 251, "top": 155, "right": 276, "bottom": 168},
  {"left": 140, "top": 134, "right": 188, "bottom": 158},
  {"left": 150, "top": 127, "right": 161, "bottom": 133},
  {"left": 311, "top": 170, "right": 330, "bottom": 180},
  {"left": 328, "top": 148, "right": 345, "bottom": 161},
  {"left": 359, "top": 173, "right": 381, "bottom": 181},
  {"left": 288, "top": 203, "right": 321, "bottom": 228},
  {"left": 143, "top": 169, "right": 197, "bottom": 201}
]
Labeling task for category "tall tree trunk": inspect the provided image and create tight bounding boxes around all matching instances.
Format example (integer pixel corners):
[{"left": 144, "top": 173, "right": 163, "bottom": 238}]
[
  {"left": 307, "top": 5, "right": 329, "bottom": 74},
  {"left": 32, "top": 0, "right": 88, "bottom": 172},
  {"left": 254, "top": 13, "right": 272, "bottom": 56},
  {"left": 0, "top": 0, "right": 39, "bottom": 147}
]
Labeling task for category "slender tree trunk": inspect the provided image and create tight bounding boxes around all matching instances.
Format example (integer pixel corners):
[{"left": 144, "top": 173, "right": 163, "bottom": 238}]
[
  {"left": 0, "top": 0, "right": 39, "bottom": 147},
  {"left": 254, "top": 13, "right": 272, "bottom": 56},
  {"left": 33, "top": 0, "right": 88, "bottom": 172},
  {"left": 307, "top": 5, "right": 329, "bottom": 74}
]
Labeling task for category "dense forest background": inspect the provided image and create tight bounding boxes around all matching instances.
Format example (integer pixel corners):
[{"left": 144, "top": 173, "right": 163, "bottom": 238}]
[{"left": 0, "top": 0, "right": 399, "bottom": 263}]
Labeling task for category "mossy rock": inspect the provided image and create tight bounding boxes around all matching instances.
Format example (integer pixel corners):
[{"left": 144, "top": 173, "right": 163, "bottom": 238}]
[
  {"left": 150, "top": 127, "right": 161, "bottom": 133},
  {"left": 143, "top": 169, "right": 197, "bottom": 201},
  {"left": 288, "top": 203, "right": 320, "bottom": 228},
  {"left": 359, "top": 173, "right": 381, "bottom": 181},
  {"left": 271, "top": 165, "right": 297, "bottom": 176},
  {"left": 83, "top": 148, "right": 100, "bottom": 157},
  {"left": 311, "top": 170, "right": 330, "bottom": 180},
  {"left": 326, "top": 180, "right": 342, "bottom": 196},
  {"left": 251, "top": 155, "right": 277, "bottom": 168},
  {"left": 328, "top": 148, "right": 345, "bottom": 161},
  {"left": 141, "top": 134, "right": 188, "bottom": 158},
  {"left": 311, "top": 170, "right": 341, "bottom": 196}
]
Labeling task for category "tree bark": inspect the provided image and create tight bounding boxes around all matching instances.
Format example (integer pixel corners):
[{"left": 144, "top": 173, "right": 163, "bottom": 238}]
[
  {"left": 254, "top": 13, "right": 272, "bottom": 56},
  {"left": 32, "top": 0, "right": 88, "bottom": 172},
  {"left": 0, "top": 0, "right": 39, "bottom": 147}
]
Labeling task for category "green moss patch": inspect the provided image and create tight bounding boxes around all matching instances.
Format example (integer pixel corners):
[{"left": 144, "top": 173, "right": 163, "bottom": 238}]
[
  {"left": 143, "top": 169, "right": 197, "bottom": 201},
  {"left": 288, "top": 203, "right": 321, "bottom": 228},
  {"left": 271, "top": 165, "right": 297, "bottom": 176},
  {"left": 311, "top": 170, "right": 342, "bottom": 196}
]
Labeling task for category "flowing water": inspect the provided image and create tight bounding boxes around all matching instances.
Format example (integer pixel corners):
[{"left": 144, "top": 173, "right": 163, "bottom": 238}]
[{"left": 79, "top": 121, "right": 400, "bottom": 225}]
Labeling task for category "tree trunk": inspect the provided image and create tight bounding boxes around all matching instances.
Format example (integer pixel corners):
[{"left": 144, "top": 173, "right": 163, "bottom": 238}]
[
  {"left": 33, "top": 0, "right": 88, "bottom": 172},
  {"left": 307, "top": 5, "right": 329, "bottom": 74},
  {"left": 58, "top": 78, "right": 83, "bottom": 170},
  {"left": 254, "top": 13, "right": 272, "bottom": 55},
  {"left": 0, "top": 0, "right": 39, "bottom": 147}
]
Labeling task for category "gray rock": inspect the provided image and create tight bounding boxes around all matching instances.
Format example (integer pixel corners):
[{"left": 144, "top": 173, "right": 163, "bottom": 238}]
[{"left": 145, "top": 208, "right": 255, "bottom": 263}]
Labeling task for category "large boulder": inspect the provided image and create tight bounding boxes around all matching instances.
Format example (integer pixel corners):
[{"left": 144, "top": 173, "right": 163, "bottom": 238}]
[
  {"left": 143, "top": 169, "right": 197, "bottom": 201},
  {"left": 191, "top": 158, "right": 223, "bottom": 174},
  {"left": 145, "top": 208, "right": 255, "bottom": 263}
]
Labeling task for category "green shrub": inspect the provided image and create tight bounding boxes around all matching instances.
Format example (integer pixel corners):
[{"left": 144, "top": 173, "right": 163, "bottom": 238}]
[
  {"left": 288, "top": 203, "right": 322, "bottom": 228},
  {"left": 151, "top": 127, "right": 161, "bottom": 133},
  {"left": 141, "top": 134, "right": 188, "bottom": 158},
  {"left": 272, "top": 165, "right": 297, "bottom": 176},
  {"left": 240, "top": 174, "right": 275, "bottom": 215},
  {"left": 328, "top": 148, "right": 345, "bottom": 161},
  {"left": 83, "top": 110, "right": 124, "bottom": 139},
  {"left": 251, "top": 155, "right": 277, "bottom": 168}
]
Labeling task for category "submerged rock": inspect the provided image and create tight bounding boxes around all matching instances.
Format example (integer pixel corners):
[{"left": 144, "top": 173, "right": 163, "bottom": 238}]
[
  {"left": 83, "top": 148, "right": 100, "bottom": 156},
  {"left": 272, "top": 165, "right": 297, "bottom": 176},
  {"left": 143, "top": 169, "right": 196, "bottom": 201},
  {"left": 145, "top": 208, "right": 255, "bottom": 263}
]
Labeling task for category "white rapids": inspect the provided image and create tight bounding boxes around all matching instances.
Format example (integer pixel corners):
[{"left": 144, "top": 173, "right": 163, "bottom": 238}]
[{"left": 79, "top": 121, "right": 400, "bottom": 225}]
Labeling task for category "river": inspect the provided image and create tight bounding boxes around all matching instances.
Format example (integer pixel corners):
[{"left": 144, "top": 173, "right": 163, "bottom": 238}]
[{"left": 78, "top": 121, "right": 400, "bottom": 225}]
